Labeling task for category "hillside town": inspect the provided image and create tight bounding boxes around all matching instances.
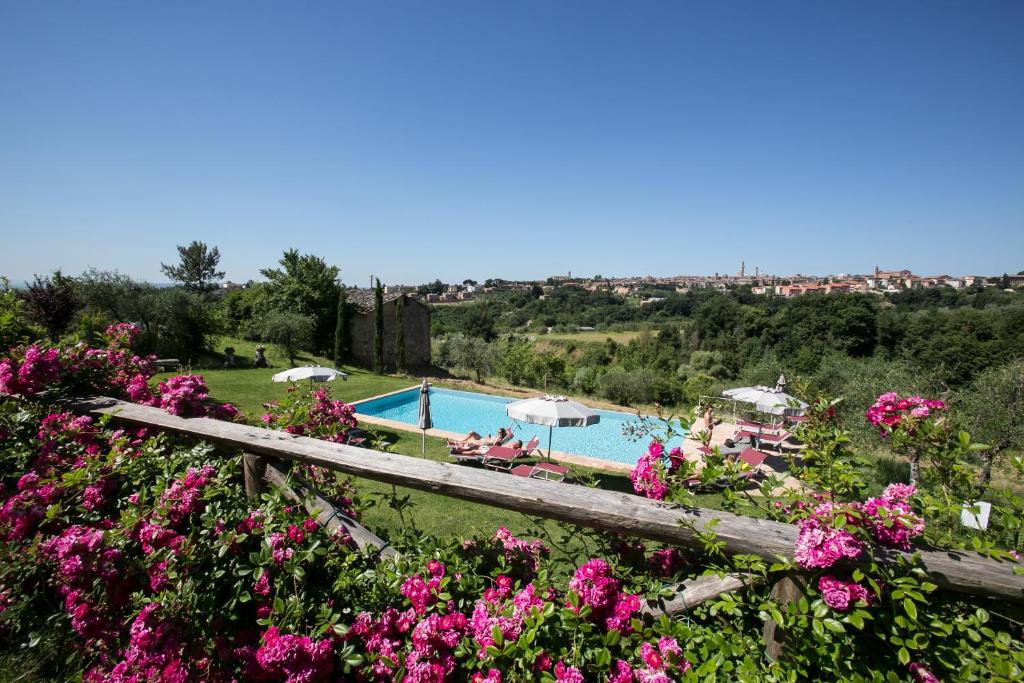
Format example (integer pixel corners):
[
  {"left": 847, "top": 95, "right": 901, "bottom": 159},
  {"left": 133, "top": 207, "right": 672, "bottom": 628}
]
[{"left": 308, "top": 263, "right": 1022, "bottom": 304}]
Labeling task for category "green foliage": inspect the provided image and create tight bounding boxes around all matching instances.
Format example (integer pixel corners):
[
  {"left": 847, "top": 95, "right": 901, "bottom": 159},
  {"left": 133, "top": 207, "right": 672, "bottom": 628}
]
[
  {"left": 597, "top": 368, "right": 653, "bottom": 406},
  {"left": 259, "top": 310, "right": 314, "bottom": 366},
  {"left": 159, "top": 240, "right": 224, "bottom": 293},
  {"left": 259, "top": 249, "right": 341, "bottom": 353},
  {"left": 74, "top": 268, "right": 156, "bottom": 326},
  {"left": 220, "top": 284, "right": 269, "bottom": 337},
  {"left": 952, "top": 360, "right": 1024, "bottom": 486},
  {"left": 0, "top": 277, "right": 35, "bottom": 349},
  {"left": 372, "top": 279, "right": 384, "bottom": 375},
  {"left": 21, "top": 271, "right": 80, "bottom": 341},
  {"left": 682, "top": 373, "right": 718, "bottom": 406},
  {"left": 148, "top": 287, "right": 219, "bottom": 360},
  {"left": 441, "top": 333, "right": 493, "bottom": 382}
]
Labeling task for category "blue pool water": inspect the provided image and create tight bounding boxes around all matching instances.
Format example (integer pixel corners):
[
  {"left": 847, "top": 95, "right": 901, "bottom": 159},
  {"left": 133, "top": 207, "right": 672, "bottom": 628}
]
[{"left": 354, "top": 387, "right": 685, "bottom": 466}]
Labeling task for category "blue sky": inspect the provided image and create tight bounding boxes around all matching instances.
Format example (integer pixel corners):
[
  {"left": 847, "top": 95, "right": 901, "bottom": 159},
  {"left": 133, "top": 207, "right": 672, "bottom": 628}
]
[{"left": 2, "top": 1, "right": 1022, "bottom": 286}]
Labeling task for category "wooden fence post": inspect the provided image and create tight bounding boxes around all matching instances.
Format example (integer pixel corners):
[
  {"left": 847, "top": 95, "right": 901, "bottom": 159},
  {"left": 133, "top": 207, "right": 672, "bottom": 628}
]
[
  {"left": 763, "top": 573, "right": 806, "bottom": 661},
  {"left": 242, "top": 453, "right": 267, "bottom": 499}
]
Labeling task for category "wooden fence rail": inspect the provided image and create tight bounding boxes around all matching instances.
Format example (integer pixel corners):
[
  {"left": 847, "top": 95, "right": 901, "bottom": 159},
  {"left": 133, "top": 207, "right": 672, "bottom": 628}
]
[{"left": 68, "top": 397, "right": 1024, "bottom": 604}]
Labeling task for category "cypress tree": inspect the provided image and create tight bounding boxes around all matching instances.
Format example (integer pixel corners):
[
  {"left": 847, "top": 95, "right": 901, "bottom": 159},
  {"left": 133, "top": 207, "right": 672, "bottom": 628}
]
[
  {"left": 373, "top": 278, "right": 384, "bottom": 375},
  {"left": 395, "top": 294, "right": 406, "bottom": 374},
  {"left": 333, "top": 287, "right": 347, "bottom": 367}
]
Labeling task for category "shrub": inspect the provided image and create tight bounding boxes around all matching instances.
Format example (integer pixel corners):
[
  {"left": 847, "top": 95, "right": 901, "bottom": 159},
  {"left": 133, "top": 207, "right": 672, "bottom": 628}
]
[
  {"left": 597, "top": 369, "right": 652, "bottom": 405},
  {"left": 259, "top": 311, "right": 314, "bottom": 366}
]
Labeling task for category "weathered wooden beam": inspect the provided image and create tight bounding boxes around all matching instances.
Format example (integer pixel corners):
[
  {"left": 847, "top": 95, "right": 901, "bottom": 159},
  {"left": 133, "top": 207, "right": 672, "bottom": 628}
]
[
  {"left": 263, "top": 463, "right": 398, "bottom": 561},
  {"left": 643, "top": 573, "right": 759, "bottom": 617},
  {"left": 242, "top": 453, "right": 267, "bottom": 499},
  {"left": 763, "top": 574, "right": 806, "bottom": 661},
  {"left": 67, "top": 397, "right": 1024, "bottom": 604}
]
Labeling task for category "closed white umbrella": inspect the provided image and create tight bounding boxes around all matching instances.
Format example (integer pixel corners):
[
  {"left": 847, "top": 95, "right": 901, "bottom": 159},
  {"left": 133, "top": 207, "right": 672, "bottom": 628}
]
[
  {"left": 417, "top": 379, "right": 432, "bottom": 457},
  {"left": 271, "top": 366, "right": 349, "bottom": 384},
  {"left": 722, "top": 386, "right": 807, "bottom": 416},
  {"left": 506, "top": 394, "right": 599, "bottom": 459}
]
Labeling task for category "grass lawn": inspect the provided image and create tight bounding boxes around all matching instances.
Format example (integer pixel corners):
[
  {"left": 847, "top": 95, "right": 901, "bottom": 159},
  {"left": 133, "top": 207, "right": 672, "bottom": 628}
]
[{"left": 538, "top": 330, "right": 647, "bottom": 344}]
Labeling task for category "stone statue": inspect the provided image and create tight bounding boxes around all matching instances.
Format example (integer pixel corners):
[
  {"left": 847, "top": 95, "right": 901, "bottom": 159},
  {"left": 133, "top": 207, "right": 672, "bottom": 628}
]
[
  {"left": 253, "top": 345, "right": 269, "bottom": 368},
  {"left": 223, "top": 347, "right": 236, "bottom": 369}
]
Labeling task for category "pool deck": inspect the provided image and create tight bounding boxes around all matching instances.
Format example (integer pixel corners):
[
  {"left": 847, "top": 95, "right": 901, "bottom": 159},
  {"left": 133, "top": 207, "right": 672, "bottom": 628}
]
[
  {"left": 683, "top": 418, "right": 805, "bottom": 496},
  {"left": 352, "top": 386, "right": 635, "bottom": 474}
]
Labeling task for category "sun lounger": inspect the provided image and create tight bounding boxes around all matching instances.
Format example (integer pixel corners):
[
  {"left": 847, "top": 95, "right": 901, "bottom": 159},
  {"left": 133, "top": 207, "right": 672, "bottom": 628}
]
[
  {"left": 736, "top": 418, "right": 785, "bottom": 432},
  {"left": 520, "top": 436, "right": 541, "bottom": 457},
  {"left": 738, "top": 448, "right": 768, "bottom": 475},
  {"left": 511, "top": 462, "right": 570, "bottom": 482},
  {"left": 748, "top": 431, "right": 793, "bottom": 451},
  {"left": 482, "top": 445, "right": 526, "bottom": 471}
]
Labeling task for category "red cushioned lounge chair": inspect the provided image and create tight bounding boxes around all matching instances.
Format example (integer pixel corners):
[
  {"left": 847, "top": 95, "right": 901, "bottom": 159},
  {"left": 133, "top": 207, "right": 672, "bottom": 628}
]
[{"left": 511, "top": 462, "right": 570, "bottom": 482}]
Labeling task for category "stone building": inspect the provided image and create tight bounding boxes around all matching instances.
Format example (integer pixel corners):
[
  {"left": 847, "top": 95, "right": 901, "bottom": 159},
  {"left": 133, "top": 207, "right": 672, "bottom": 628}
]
[{"left": 345, "top": 290, "right": 431, "bottom": 369}]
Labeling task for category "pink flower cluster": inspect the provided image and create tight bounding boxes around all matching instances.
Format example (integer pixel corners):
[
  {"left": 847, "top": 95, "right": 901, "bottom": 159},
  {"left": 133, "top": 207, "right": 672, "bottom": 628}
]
[
  {"left": 253, "top": 626, "right": 334, "bottom": 682},
  {"left": 103, "top": 322, "right": 142, "bottom": 349},
  {"left": 0, "top": 470, "right": 63, "bottom": 541},
  {"left": 469, "top": 578, "right": 544, "bottom": 658},
  {"left": 794, "top": 484, "right": 924, "bottom": 571},
  {"left": 567, "top": 559, "right": 642, "bottom": 633},
  {"left": 817, "top": 575, "right": 872, "bottom": 612},
  {"left": 866, "top": 392, "right": 946, "bottom": 435},
  {"left": 608, "top": 636, "right": 691, "bottom": 682},
  {"left": 101, "top": 603, "right": 189, "bottom": 682},
  {"left": 405, "top": 612, "right": 468, "bottom": 682},
  {"left": 0, "top": 344, "right": 61, "bottom": 396},
  {"left": 133, "top": 466, "right": 218, "bottom": 561},
  {"left": 37, "top": 412, "right": 102, "bottom": 470},
  {"left": 492, "top": 527, "right": 549, "bottom": 574},
  {"left": 908, "top": 662, "right": 940, "bottom": 683},
  {"left": 262, "top": 388, "right": 358, "bottom": 442},
  {"left": 860, "top": 483, "right": 925, "bottom": 551},
  {"left": 348, "top": 607, "right": 418, "bottom": 679},
  {"left": 159, "top": 465, "right": 217, "bottom": 525},
  {"left": 630, "top": 441, "right": 670, "bottom": 500},
  {"left": 793, "top": 513, "right": 865, "bottom": 569},
  {"left": 155, "top": 375, "right": 210, "bottom": 417},
  {"left": 401, "top": 560, "right": 446, "bottom": 615},
  {"left": 39, "top": 525, "right": 123, "bottom": 639},
  {"left": 554, "top": 661, "right": 585, "bottom": 683}
]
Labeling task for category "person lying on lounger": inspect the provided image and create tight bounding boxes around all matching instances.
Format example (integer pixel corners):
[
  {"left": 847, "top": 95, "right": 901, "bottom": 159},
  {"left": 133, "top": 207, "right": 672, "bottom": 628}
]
[
  {"left": 456, "top": 439, "right": 523, "bottom": 458},
  {"left": 448, "top": 428, "right": 509, "bottom": 450}
]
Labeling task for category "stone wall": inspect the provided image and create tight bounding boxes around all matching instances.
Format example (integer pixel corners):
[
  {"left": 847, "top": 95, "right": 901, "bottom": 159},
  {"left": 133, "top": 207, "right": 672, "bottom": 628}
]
[{"left": 348, "top": 296, "right": 431, "bottom": 370}]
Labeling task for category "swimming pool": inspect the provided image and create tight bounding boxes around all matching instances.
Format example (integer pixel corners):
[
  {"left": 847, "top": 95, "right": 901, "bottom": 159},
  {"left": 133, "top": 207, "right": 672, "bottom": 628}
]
[{"left": 353, "top": 387, "right": 685, "bottom": 467}]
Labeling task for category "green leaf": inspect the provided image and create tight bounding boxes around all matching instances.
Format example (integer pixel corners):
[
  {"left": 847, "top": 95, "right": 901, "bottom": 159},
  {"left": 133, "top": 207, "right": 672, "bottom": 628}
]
[{"left": 903, "top": 598, "right": 917, "bottom": 621}]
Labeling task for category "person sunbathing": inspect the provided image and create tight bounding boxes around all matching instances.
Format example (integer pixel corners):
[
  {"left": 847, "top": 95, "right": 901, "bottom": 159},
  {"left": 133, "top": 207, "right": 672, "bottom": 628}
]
[
  {"left": 459, "top": 438, "right": 524, "bottom": 459},
  {"left": 448, "top": 428, "right": 509, "bottom": 450}
]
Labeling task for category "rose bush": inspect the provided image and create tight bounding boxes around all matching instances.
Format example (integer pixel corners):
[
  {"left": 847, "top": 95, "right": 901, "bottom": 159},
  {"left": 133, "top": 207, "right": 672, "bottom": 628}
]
[{"left": 2, "top": 334, "right": 1023, "bottom": 681}]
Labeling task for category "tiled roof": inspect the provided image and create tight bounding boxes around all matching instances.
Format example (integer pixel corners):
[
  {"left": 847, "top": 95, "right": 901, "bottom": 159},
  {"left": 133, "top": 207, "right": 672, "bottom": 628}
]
[{"left": 345, "top": 289, "right": 404, "bottom": 313}]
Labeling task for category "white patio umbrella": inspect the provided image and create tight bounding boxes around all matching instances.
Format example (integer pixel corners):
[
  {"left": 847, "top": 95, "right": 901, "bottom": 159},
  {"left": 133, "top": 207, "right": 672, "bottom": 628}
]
[
  {"left": 506, "top": 395, "right": 599, "bottom": 459},
  {"left": 417, "top": 379, "right": 432, "bottom": 457},
  {"left": 271, "top": 366, "right": 349, "bottom": 384},
  {"left": 722, "top": 386, "right": 807, "bottom": 416}
]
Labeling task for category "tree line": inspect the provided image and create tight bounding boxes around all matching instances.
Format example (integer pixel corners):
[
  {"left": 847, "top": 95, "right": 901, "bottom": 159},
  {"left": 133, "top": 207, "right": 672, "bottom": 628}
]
[{"left": 0, "top": 243, "right": 403, "bottom": 375}]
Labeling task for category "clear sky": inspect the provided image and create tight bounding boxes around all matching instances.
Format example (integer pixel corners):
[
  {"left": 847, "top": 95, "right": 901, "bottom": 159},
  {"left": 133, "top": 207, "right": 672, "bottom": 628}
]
[{"left": 2, "top": 1, "right": 1022, "bottom": 286}]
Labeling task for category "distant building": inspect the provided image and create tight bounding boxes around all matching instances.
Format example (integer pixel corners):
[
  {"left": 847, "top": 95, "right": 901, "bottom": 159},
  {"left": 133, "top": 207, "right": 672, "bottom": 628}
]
[{"left": 345, "top": 290, "right": 431, "bottom": 369}]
